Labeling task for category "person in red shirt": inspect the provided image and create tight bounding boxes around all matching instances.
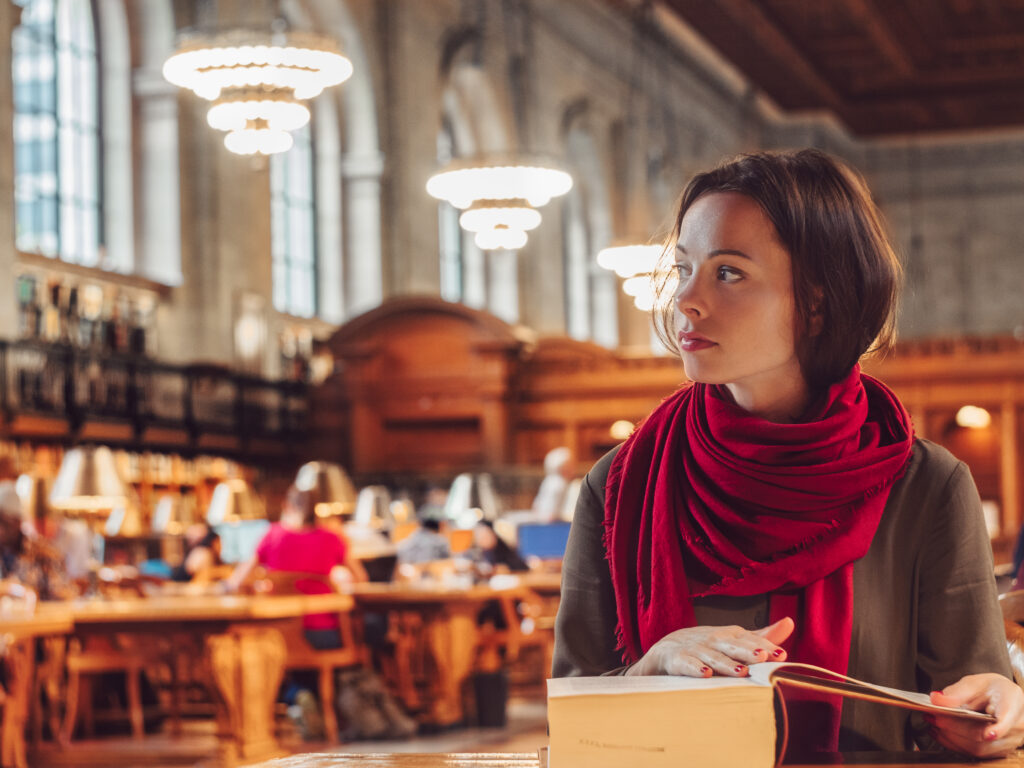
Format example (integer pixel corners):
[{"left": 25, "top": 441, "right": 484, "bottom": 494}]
[{"left": 229, "top": 484, "right": 367, "bottom": 649}]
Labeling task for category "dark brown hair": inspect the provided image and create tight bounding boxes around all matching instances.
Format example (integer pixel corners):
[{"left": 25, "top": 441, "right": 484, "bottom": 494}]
[
  {"left": 285, "top": 484, "right": 318, "bottom": 527},
  {"left": 653, "top": 149, "right": 901, "bottom": 393}
]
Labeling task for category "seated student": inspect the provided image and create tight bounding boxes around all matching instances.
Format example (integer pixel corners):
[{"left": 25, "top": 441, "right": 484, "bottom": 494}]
[
  {"left": 0, "top": 487, "right": 71, "bottom": 601},
  {"left": 170, "top": 522, "right": 221, "bottom": 582},
  {"left": 465, "top": 520, "right": 529, "bottom": 575},
  {"left": 396, "top": 516, "right": 450, "bottom": 565},
  {"left": 228, "top": 485, "right": 367, "bottom": 649}
]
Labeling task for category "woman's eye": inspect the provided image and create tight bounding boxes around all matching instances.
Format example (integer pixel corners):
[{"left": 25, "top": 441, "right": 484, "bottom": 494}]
[
  {"left": 717, "top": 266, "right": 743, "bottom": 283},
  {"left": 674, "top": 263, "right": 692, "bottom": 280}
]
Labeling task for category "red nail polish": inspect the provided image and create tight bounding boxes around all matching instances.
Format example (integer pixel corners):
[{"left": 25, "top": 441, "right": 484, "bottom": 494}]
[
  {"left": 735, "top": 665, "right": 746, "bottom": 674},
  {"left": 700, "top": 666, "right": 711, "bottom": 675},
  {"left": 772, "top": 649, "right": 784, "bottom": 657},
  {"left": 987, "top": 730, "right": 998, "bottom": 741},
  {"left": 753, "top": 648, "right": 764, "bottom": 656}
]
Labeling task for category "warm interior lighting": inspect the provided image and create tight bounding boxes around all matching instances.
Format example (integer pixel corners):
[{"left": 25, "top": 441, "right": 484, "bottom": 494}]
[
  {"left": 458, "top": 199, "right": 541, "bottom": 233},
  {"left": 49, "top": 445, "right": 129, "bottom": 513},
  {"left": 596, "top": 243, "right": 664, "bottom": 278},
  {"left": 473, "top": 227, "right": 529, "bottom": 251},
  {"left": 956, "top": 405, "right": 991, "bottom": 429},
  {"left": 426, "top": 158, "right": 573, "bottom": 210},
  {"left": 610, "top": 420, "right": 634, "bottom": 440},
  {"left": 163, "top": 29, "right": 352, "bottom": 155},
  {"left": 294, "top": 461, "right": 357, "bottom": 518}
]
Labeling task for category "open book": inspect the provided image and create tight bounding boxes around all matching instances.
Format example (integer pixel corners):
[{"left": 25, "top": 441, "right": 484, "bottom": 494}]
[{"left": 547, "top": 662, "right": 995, "bottom": 768}]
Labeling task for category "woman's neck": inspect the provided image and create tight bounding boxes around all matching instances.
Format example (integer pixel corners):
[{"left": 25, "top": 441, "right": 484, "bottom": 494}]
[{"left": 724, "top": 374, "right": 811, "bottom": 423}]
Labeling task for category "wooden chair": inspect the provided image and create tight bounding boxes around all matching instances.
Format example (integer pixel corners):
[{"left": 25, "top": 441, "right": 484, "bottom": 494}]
[
  {"left": 998, "top": 590, "right": 1024, "bottom": 687},
  {"left": 61, "top": 568, "right": 154, "bottom": 743},
  {"left": 263, "top": 571, "right": 367, "bottom": 742},
  {"left": 1, "top": 582, "right": 37, "bottom": 768},
  {"left": 476, "top": 587, "right": 555, "bottom": 686}
]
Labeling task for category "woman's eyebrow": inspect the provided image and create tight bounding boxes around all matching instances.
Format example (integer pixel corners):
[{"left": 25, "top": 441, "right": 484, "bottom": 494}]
[{"left": 676, "top": 244, "right": 752, "bottom": 260}]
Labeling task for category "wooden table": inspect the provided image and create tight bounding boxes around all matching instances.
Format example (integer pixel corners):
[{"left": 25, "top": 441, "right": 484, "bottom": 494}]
[
  {"left": 350, "top": 581, "right": 531, "bottom": 727},
  {"left": 246, "top": 751, "right": 1024, "bottom": 768},
  {"left": 62, "top": 593, "right": 355, "bottom": 766},
  {"left": 0, "top": 607, "right": 74, "bottom": 768}
]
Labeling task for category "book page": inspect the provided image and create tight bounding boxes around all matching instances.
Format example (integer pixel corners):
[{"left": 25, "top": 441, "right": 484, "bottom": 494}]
[
  {"left": 748, "top": 662, "right": 996, "bottom": 722},
  {"left": 547, "top": 674, "right": 768, "bottom": 698}
]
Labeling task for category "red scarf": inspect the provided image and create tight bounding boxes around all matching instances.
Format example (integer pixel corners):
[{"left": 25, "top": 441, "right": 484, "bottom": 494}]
[{"left": 603, "top": 365, "right": 913, "bottom": 754}]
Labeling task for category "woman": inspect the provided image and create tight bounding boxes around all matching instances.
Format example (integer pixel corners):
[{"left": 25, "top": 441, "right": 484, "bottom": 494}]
[
  {"left": 229, "top": 485, "right": 367, "bottom": 648},
  {"left": 552, "top": 149, "right": 1024, "bottom": 758}
]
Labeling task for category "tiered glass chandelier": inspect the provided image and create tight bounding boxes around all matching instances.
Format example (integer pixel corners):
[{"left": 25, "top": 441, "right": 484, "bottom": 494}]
[
  {"left": 163, "top": 28, "right": 352, "bottom": 155},
  {"left": 597, "top": 241, "right": 665, "bottom": 310},
  {"left": 427, "top": 155, "right": 573, "bottom": 250}
]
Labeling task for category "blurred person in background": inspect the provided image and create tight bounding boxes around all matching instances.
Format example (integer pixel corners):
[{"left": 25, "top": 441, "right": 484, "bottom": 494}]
[
  {"left": 228, "top": 484, "right": 367, "bottom": 647},
  {"left": 465, "top": 519, "right": 528, "bottom": 576},
  {"left": 0, "top": 473, "right": 71, "bottom": 600},
  {"left": 396, "top": 515, "right": 450, "bottom": 565},
  {"left": 170, "top": 522, "right": 221, "bottom": 582},
  {"left": 531, "top": 447, "right": 574, "bottom": 523}
]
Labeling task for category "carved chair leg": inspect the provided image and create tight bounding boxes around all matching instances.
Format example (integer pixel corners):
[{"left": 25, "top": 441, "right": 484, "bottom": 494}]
[
  {"left": 60, "top": 668, "right": 79, "bottom": 746},
  {"left": 319, "top": 667, "right": 338, "bottom": 743},
  {"left": 127, "top": 667, "right": 144, "bottom": 739}
]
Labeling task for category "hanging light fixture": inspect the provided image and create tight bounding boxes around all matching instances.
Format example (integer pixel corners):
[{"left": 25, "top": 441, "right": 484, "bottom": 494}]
[
  {"left": 427, "top": 155, "right": 572, "bottom": 250},
  {"left": 163, "top": 26, "right": 352, "bottom": 155},
  {"left": 596, "top": 242, "right": 664, "bottom": 278}
]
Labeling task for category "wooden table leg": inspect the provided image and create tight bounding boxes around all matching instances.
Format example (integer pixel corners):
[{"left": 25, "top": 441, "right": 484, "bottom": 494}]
[
  {"left": 206, "top": 626, "right": 286, "bottom": 766},
  {"left": 1, "top": 639, "right": 35, "bottom": 768},
  {"left": 422, "top": 605, "right": 480, "bottom": 727}
]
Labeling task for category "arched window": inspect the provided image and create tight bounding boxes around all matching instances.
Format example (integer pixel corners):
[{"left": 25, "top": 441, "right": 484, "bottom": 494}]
[
  {"left": 13, "top": 0, "right": 101, "bottom": 266},
  {"left": 270, "top": 123, "right": 318, "bottom": 318}
]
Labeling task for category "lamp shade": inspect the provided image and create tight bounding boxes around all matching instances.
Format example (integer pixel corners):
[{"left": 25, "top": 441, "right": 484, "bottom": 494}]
[
  {"left": 294, "top": 461, "right": 357, "bottom": 518},
  {"left": 206, "top": 478, "right": 261, "bottom": 525},
  {"left": 353, "top": 485, "right": 394, "bottom": 531},
  {"left": 444, "top": 472, "right": 502, "bottom": 527},
  {"left": 49, "top": 446, "right": 129, "bottom": 512}
]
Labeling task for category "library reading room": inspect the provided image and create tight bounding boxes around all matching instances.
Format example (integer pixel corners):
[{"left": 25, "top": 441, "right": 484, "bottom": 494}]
[{"left": 1, "top": 1, "right": 1024, "bottom": 767}]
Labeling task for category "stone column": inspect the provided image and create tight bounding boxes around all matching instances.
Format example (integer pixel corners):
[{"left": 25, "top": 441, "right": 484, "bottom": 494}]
[
  {"left": 133, "top": 70, "right": 182, "bottom": 286},
  {"left": 0, "top": 1, "right": 18, "bottom": 338},
  {"left": 341, "top": 152, "right": 385, "bottom": 317},
  {"left": 488, "top": 249, "right": 519, "bottom": 324}
]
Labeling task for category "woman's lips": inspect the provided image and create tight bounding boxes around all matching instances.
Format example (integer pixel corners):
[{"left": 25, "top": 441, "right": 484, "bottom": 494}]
[{"left": 678, "top": 332, "right": 716, "bottom": 352}]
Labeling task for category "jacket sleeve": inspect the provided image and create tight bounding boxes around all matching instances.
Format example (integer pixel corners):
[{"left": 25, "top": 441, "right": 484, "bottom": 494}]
[
  {"left": 915, "top": 459, "right": 1012, "bottom": 692},
  {"left": 552, "top": 447, "right": 630, "bottom": 677}
]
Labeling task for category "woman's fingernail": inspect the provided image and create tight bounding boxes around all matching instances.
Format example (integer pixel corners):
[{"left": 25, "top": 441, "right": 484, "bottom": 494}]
[
  {"left": 735, "top": 665, "right": 746, "bottom": 674},
  {"left": 986, "top": 729, "right": 998, "bottom": 741},
  {"left": 772, "top": 649, "right": 784, "bottom": 657},
  {"left": 753, "top": 648, "right": 764, "bottom": 656},
  {"left": 700, "top": 666, "right": 711, "bottom": 675}
]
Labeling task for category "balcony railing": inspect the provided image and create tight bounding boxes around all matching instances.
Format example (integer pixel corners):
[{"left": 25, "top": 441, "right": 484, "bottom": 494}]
[{"left": 0, "top": 339, "right": 309, "bottom": 449}]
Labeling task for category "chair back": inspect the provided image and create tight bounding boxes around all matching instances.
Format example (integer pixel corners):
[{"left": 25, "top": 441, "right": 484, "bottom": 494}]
[{"left": 1000, "top": 590, "right": 1024, "bottom": 623}]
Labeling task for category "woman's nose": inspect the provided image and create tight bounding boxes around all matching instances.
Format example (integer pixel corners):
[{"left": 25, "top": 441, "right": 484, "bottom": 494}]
[{"left": 675, "top": 276, "right": 707, "bottom": 318}]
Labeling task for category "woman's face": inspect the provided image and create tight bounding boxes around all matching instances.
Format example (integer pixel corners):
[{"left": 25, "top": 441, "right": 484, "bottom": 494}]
[{"left": 673, "top": 192, "right": 807, "bottom": 419}]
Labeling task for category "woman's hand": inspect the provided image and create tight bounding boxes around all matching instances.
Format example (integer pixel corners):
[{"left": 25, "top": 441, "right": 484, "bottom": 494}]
[
  {"left": 626, "top": 617, "right": 794, "bottom": 677},
  {"left": 928, "top": 674, "right": 1024, "bottom": 758}
]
